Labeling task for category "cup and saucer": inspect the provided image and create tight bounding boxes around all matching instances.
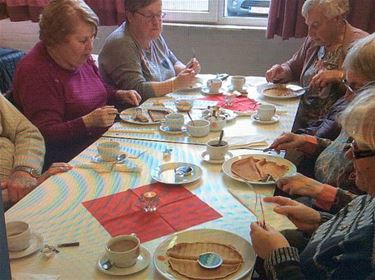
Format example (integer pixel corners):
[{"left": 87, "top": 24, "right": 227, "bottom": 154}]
[
  {"left": 201, "top": 151, "right": 233, "bottom": 164},
  {"left": 159, "top": 124, "right": 187, "bottom": 135},
  {"left": 9, "top": 233, "right": 43, "bottom": 260},
  {"left": 201, "top": 87, "right": 225, "bottom": 95},
  {"left": 91, "top": 154, "right": 126, "bottom": 163},
  {"left": 251, "top": 114, "right": 280, "bottom": 124}
]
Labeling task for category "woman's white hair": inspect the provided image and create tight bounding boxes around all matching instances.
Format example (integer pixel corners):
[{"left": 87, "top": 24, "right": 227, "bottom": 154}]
[
  {"left": 340, "top": 87, "right": 375, "bottom": 150},
  {"left": 343, "top": 33, "right": 375, "bottom": 81},
  {"left": 302, "top": 0, "right": 349, "bottom": 19}
]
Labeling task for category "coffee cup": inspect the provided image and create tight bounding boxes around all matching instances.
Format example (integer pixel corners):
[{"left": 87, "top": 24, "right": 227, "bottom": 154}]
[
  {"left": 164, "top": 113, "right": 185, "bottom": 131},
  {"left": 6, "top": 221, "right": 31, "bottom": 252},
  {"left": 106, "top": 234, "right": 140, "bottom": 268},
  {"left": 206, "top": 140, "right": 229, "bottom": 160},
  {"left": 175, "top": 99, "right": 193, "bottom": 112},
  {"left": 231, "top": 76, "right": 246, "bottom": 91},
  {"left": 257, "top": 104, "right": 276, "bottom": 121},
  {"left": 97, "top": 141, "right": 121, "bottom": 161},
  {"left": 207, "top": 78, "right": 222, "bottom": 93},
  {"left": 187, "top": 119, "right": 210, "bottom": 137},
  {"left": 207, "top": 116, "right": 226, "bottom": 132}
]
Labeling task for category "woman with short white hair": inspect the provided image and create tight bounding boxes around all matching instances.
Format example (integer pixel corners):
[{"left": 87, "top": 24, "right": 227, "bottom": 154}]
[{"left": 266, "top": 0, "right": 368, "bottom": 133}]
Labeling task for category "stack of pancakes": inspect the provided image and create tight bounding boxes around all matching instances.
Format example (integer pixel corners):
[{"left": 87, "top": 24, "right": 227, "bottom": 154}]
[
  {"left": 166, "top": 242, "right": 243, "bottom": 279},
  {"left": 264, "top": 86, "right": 295, "bottom": 97},
  {"left": 231, "top": 156, "right": 288, "bottom": 181}
]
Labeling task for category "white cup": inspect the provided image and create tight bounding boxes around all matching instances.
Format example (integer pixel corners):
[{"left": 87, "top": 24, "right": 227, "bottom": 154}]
[
  {"left": 187, "top": 120, "right": 210, "bottom": 137},
  {"left": 257, "top": 104, "right": 276, "bottom": 121},
  {"left": 175, "top": 99, "right": 193, "bottom": 112},
  {"left": 6, "top": 221, "right": 32, "bottom": 252},
  {"left": 106, "top": 234, "right": 140, "bottom": 268},
  {"left": 207, "top": 78, "right": 222, "bottom": 93},
  {"left": 97, "top": 141, "right": 121, "bottom": 161},
  {"left": 206, "top": 140, "right": 229, "bottom": 160},
  {"left": 164, "top": 113, "right": 185, "bottom": 130},
  {"left": 231, "top": 76, "right": 246, "bottom": 91},
  {"left": 207, "top": 116, "right": 226, "bottom": 132}
]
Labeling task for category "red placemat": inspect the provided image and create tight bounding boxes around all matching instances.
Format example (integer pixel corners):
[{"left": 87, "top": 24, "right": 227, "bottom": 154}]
[
  {"left": 199, "top": 95, "right": 259, "bottom": 111},
  {"left": 82, "top": 183, "right": 222, "bottom": 243}
]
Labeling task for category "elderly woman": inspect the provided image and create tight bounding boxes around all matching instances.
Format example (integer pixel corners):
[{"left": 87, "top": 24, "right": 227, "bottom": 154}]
[
  {"left": 251, "top": 87, "right": 375, "bottom": 279},
  {"left": 99, "top": 0, "right": 201, "bottom": 101},
  {"left": 13, "top": 0, "right": 141, "bottom": 169},
  {"left": 266, "top": 0, "right": 367, "bottom": 133},
  {"left": 270, "top": 34, "right": 375, "bottom": 205}
]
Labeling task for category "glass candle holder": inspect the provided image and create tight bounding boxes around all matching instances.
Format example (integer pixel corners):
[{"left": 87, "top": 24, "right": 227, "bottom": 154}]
[{"left": 139, "top": 191, "right": 160, "bottom": 212}]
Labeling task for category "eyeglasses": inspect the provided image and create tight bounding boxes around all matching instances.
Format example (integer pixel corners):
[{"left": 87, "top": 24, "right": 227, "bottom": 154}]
[
  {"left": 345, "top": 139, "right": 375, "bottom": 159},
  {"left": 341, "top": 79, "right": 375, "bottom": 95},
  {"left": 135, "top": 11, "right": 166, "bottom": 22}
]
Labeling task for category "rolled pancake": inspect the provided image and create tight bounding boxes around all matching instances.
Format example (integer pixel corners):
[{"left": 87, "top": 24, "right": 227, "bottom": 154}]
[
  {"left": 231, "top": 157, "right": 261, "bottom": 181},
  {"left": 166, "top": 242, "right": 243, "bottom": 280},
  {"left": 255, "top": 158, "right": 289, "bottom": 179},
  {"left": 168, "top": 258, "right": 242, "bottom": 280}
]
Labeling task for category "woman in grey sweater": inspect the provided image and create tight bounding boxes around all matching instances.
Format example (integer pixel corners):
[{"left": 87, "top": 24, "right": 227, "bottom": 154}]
[{"left": 99, "top": 0, "right": 201, "bottom": 101}]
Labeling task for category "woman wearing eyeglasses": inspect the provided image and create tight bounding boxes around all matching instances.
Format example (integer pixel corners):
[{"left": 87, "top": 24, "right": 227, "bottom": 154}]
[
  {"left": 268, "top": 34, "right": 375, "bottom": 210},
  {"left": 251, "top": 88, "right": 375, "bottom": 279},
  {"left": 265, "top": 0, "right": 367, "bottom": 133},
  {"left": 99, "top": 0, "right": 201, "bottom": 101}
]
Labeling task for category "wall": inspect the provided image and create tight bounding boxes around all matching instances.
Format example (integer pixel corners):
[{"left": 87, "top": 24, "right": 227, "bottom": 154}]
[{"left": 0, "top": 19, "right": 303, "bottom": 76}]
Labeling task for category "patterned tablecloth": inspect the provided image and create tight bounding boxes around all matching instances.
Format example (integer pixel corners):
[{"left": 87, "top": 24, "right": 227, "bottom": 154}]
[{"left": 6, "top": 75, "right": 300, "bottom": 279}]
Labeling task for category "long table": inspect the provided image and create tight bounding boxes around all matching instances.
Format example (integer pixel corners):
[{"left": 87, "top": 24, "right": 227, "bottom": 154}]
[{"left": 6, "top": 75, "right": 299, "bottom": 279}]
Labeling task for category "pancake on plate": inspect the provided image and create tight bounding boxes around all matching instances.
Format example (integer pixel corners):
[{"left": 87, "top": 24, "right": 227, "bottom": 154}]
[
  {"left": 263, "top": 86, "right": 295, "bottom": 97},
  {"left": 231, "top": 156, "right": 288, "bottom": 181},
  {"left": 166, "top": 242, "right": 243, "bottom": 279}
]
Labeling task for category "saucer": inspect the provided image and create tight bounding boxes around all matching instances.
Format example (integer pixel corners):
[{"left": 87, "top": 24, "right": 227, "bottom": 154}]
[
  {"left": 228, "top": 85, "right": 248, "bottom": 94},
  {"left": 159, "top": 125, "right": 187, "bottom": 135},
  {"left": 97, "top": 246, "right": 150, "bottom": 276},
  {"left": 201, "top": 87, "right": 225, "bottom": 95},
  {"left": 91, "top": 154, "right": 126, "bottom": 163},
  {"left": 251, "top": 114, "right": 280, "bottom": 124},
  {"left": 201, "top": 151, "right": 233, "bottom": 164},
  {"left": 9, "top": 232, "right": 43, "bottom": 260}
]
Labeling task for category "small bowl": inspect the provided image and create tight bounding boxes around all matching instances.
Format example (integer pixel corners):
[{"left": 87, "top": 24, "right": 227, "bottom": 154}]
[
  {"left": 175, "top": 99, "right": 193, "bottom": 112},
  {"left": 187, "top": 120, "right": 210, "bottom": 137}
]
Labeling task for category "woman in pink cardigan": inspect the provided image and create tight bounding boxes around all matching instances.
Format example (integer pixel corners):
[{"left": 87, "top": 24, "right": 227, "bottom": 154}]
[{"left": 13, "top": 0, "right": 141, "bottom": 169}]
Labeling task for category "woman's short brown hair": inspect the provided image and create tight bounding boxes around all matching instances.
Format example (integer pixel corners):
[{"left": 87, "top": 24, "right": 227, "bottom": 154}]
[
  {"left": 123, "top": 0, "right": 158, "bottom": 13},
  {"left": 39, "top": 0, "right": 99, "bottom": 46}
]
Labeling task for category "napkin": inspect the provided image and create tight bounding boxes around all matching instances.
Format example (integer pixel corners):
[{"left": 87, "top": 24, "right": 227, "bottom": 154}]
[
  {"left": 83, "top": 183, "right": 222, "bottom": 243},
  {"left": 199, "top": 95, "right": 259, "bottom": 112},
  {"left": 12, "top": 273, "right": 60, "bottom": 280},
  {"left": 224, "top": 135, "right": 268, "bottom": 149},
  {"left": 74, "top": 162, "right": 141, "bottom": 173}
]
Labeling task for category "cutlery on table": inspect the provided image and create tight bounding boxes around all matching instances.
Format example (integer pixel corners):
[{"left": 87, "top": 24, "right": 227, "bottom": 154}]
[
  {"left": 228, "top": 140, "right": 268, "bottom": 150},
  {"left": 108, "top": 129, "right": 156, "bottom": 134}
]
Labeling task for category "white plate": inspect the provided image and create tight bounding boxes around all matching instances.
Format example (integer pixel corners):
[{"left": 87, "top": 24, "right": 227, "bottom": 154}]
[
  {"left": 97, "top": 246, "right": 150, "bottom": 276},
  {"left": 201, "top": 108, "right": 238, "bottom": 121},
  {"left": 9, "top": 232, "right": 43, "bottom": 260},
  {"left": 151, "top": 162, "right": 202, "bottom": 185},
  {"left": 201, "top": 151, "right": 233, "bottom": 164},
  {"left": 159, "top": 125, "right": 187, "bottom": 135},
  {"left": 251, "top": 114, "right": 280, "bottom": 124},
  {"left": 201, "top": 87, "right": 225, "bottom": 95},
  {"left": 176, "top": 82, "right": 203, "bottom": 92},
  {"left": 222, "top": 154, "right": 297, "bottom": 185},
  {"left": 257, "top": 83, "right": 305, "bottom": 99},
  {"left": 153, "top": 229, "right": 255, "bottom": 280},
  {"left": 120, "top": 107, "right": 173, "bottom": 125}
]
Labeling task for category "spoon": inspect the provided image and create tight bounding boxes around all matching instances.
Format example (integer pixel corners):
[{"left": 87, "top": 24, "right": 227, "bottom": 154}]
[
  {"left": 218, "top": 130, "right": 224, "bottom": 146},
  {"left": 187, "top": 111, "right": 195, "bottom": 126}
]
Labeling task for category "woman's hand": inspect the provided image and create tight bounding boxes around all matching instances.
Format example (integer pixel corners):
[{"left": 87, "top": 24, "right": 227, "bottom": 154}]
[
  {"left": 37, "top": 163, "right": 73, "bottom": 185},
  {"left": 270, "top": 132, "right": 317, "bottom": 154},
  {"left": 264, "top": 196, "right": 321, "bottom": 233},
  {"left": 265, "top": 64, "right": 289, "bottom": 83},
  {"left": 276, "top": 174, "right": 324, "bottom": 198},
  {"left": 82, "top": 106, "right": 118, "bottom": 128},
  {"left": 310, "top": 69, "right": 343, "bottom": 88},
  {"left": 1, "top": 171, "right": 38, "bottom": 203},
  {"left": 250, "top": 222, "right": 290, "bottom": 259},
  {"left": 185, "top": 58, "right": 201, "bottom": 74},
  {"left": 174, "top": 68, "right": 196, "bottom": 90},
  {"left": 116, "top": 90, "right": 141, "bottom": 106}
]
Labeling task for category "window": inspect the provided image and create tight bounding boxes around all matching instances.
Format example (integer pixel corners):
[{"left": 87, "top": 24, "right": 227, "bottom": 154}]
[{"left": 163, "top": 0, "right": 270, "bottom": 27}]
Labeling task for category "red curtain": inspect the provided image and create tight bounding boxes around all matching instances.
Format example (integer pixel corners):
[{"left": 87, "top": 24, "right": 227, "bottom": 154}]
[
  {"left": 0, "top": 0, "right": 125, "bottom": 25},
  {"left": 267, "top": 0, "right": 375, "bottom": 40}
]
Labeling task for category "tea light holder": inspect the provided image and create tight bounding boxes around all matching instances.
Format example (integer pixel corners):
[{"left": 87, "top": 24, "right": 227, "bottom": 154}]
[{"left": 139, "top": 191, "right": 160, "bottom": 212}]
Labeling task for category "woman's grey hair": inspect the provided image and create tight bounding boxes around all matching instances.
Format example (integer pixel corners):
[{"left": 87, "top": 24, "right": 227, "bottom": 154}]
[
  {"left": 340, "top": 87, "right": 375, "bottom": 150},
  {"left": 39, "top": 0, "right": 99, "bottom": 46},
  {"left": 302, "top": 0, "right": 349, "bottom": 19},
  {"left": 343, "top": 33, "right": 375, "bottom": 81},
  {"left": 123, "top": 0, "right": 158, "bottom": 13}
]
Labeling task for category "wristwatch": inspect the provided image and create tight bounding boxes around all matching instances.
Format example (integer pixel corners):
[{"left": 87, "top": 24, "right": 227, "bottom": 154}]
[{"left": 13, "top": 166, "right": 40, "bottom": 178}]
